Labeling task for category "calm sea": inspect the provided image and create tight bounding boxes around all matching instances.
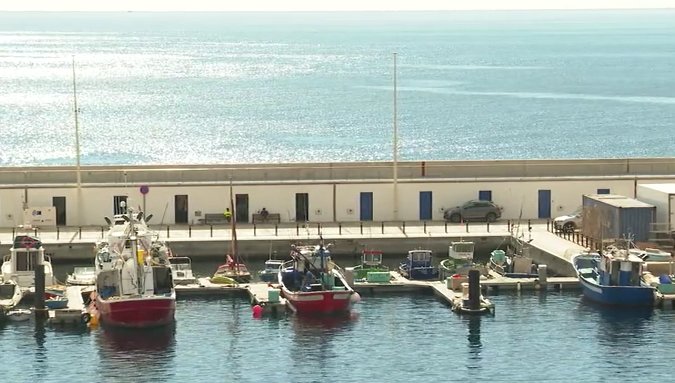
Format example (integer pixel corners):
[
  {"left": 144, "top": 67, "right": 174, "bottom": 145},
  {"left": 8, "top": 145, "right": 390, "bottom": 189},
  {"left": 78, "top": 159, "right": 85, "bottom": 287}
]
[
  {"left": 0, "top": 10, "right": 674, "bottom": 166},
  {"left": 2, "top": 292, "right": 674, "bottom": 382}
]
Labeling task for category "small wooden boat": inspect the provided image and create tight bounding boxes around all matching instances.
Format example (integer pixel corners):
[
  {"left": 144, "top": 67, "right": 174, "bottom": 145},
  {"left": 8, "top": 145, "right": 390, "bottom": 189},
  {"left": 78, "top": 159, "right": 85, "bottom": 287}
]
[
  {"left": 439, "top": 241, "right": 486, "bottom": 280},
  {"left": 45, "top": 296, "right": 69, "bottom": 310},
  {"left": 211, "top": 181, "right": 251, "bottom": 284},
  {"left": 169, "top": 256, "right": 197, "bottom": 285},
  {"left": 399, "top": 249, "right": 438, "bottom": 280},
  {"left": 6, "top": 308, "right": 32, "bottom": 322},
  {"left": 352, "top": 249, "right": 390, "bottom": 283},
  {"left": 279, "top": 242, "right": 358, "bottom": 315},
  {"left": 66, "top": 266, "right": 96, "bottom": 286},
  {"left": 572, "top": 247, "right": 655, "bottom": 306},
  {"left": 0, "top": 279, "right": 23, "bottom": 310},
  {"left": 259, "top": 258, "right": 284, "bottom": 283}
]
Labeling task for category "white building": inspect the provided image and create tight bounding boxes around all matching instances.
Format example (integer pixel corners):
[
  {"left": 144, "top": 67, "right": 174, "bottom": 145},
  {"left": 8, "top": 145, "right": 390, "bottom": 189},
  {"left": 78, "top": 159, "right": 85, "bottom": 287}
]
[{"left": 0, "top": 158, "right": 674, "bottom": 228}]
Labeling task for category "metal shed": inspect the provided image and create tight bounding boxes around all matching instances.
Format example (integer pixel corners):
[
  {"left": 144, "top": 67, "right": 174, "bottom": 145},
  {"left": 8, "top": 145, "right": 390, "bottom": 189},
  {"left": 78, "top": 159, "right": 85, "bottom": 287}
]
[{"left": 582, "top": 194, "right": 656, "bottom": 242}]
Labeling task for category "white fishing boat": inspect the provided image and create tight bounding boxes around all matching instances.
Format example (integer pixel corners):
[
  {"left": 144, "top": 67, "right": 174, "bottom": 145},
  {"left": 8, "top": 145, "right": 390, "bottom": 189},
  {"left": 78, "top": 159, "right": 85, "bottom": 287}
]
[
  {"left": 94, "top": 208, "right": 176, "bottom": 328},
  {"left": 6, "top": 308, "right": 32, "bottom": 322},
  {"left": 169, "top": 256, "right": 197, "bottom": 285},
  {"left": 1, "top": 230, "right": 56, "bottom": 291},
  {"left": 0, "top": 280, "right": 23, "bottom": 310},
  {"left": 66, "top": 266, "right": 96, "bottom": 286}
]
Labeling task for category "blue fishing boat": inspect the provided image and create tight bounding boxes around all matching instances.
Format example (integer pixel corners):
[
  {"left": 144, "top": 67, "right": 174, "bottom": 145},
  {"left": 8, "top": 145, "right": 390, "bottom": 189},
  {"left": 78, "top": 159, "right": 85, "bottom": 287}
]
[
  {"left": 572, "top": 247, "right": 655, "bottom": 306},
  {"left": 399, "top": 249, "right": 438, "bottom": 280}
]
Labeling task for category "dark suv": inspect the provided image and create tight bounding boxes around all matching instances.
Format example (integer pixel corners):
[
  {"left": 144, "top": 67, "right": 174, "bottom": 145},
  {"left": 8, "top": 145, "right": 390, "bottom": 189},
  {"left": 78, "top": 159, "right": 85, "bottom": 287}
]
[{"left": 444, "top": 200, "right": 503, "bottom": 222}]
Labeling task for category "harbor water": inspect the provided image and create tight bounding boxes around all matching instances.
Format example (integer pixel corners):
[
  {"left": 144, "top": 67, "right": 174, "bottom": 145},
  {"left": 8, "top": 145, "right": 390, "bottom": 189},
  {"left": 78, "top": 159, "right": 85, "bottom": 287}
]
[
  {"left": 1, "top": 291, "right": 674, "bottom": 382},
  {"left": 1, "top": 10, "right": 674, "bottom": 166}
]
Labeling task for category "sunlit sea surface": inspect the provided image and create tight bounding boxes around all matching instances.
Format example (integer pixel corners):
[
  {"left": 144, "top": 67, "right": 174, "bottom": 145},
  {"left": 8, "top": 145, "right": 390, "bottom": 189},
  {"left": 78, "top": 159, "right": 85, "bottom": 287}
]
[{"left": 0, "top": 10, "right": 674, "bottom": 166}]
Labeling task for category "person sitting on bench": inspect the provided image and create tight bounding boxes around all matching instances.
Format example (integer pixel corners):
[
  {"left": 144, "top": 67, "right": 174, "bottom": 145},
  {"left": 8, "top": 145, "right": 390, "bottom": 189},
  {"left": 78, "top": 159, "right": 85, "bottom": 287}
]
[{"left": 260, "top": 207, "right": 269, "bottom": 222}]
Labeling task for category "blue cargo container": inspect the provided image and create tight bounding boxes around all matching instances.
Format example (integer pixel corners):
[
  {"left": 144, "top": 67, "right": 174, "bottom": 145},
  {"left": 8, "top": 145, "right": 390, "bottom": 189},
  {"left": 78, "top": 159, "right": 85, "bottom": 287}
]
[{"left": 581, "top": 194, "right": 655, "bottom": 242}]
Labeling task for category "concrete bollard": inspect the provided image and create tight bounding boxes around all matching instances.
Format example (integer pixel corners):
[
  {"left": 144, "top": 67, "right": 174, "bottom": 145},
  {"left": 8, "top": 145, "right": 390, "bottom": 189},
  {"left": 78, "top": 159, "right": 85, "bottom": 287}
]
[
  {"left": 538, "top": 264, "right": 548, "bottom": 287},
  {"left": 468, "top": 269, "right": 481, "bottom": 310}
]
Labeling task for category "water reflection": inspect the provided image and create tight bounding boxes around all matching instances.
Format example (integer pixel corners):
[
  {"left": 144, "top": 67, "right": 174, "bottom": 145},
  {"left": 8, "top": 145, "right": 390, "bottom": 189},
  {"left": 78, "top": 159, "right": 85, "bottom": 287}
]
[
  {"left": 290, "top": 314, "right": 357, "bottom": 381},
  {"left": 96, "top": 325, "right": 176, "bottom": 381},
  {"left": 464, "top": 316, "right": 482, "bottom": 370},
  {"left": 593, "top": 304, "right": 653, "bottom": 345}
]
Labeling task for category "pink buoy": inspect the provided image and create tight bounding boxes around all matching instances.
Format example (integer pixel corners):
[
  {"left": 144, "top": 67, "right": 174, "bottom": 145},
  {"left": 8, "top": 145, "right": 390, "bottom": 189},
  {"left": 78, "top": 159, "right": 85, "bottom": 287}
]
[
  {"left": 252, "top": 304, "right": 263, "bottom": 318},
  {"left": 350, "top": 292, "right": 361, "bottom": 304}
]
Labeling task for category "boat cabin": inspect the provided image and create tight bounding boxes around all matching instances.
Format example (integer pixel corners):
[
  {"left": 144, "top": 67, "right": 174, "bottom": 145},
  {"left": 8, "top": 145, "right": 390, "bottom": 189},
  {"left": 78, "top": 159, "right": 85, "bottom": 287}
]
[
  {"left": 407, "top": 250, "right": 433, "bottom": 267},
  {"left": 449, "top": 241, "right": 475, "bottom": 261},
  {"left": 1, "top": 235, "right": 55, "bottom": 288},
  {"left": 598, "top": 249, "right": 644, "bottom": 287},
  {"left": 629, "top": 248, "right": 672, "bottom": 262},
  {"left": 362, "top": 250, "right": 383, "bottom": 266}
]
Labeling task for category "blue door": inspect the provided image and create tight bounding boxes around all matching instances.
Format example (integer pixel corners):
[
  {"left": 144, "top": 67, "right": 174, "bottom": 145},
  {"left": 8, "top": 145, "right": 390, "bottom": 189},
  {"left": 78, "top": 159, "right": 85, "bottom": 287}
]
[
  {"left": 419, "top": 191, "right": 432, "bottom": 220},
  {"left": 478, "top": 190, "right": 492, "bottom": 201},
  {"left": 360, "top": 192, "right": 373, "bottom": 221},
  {"left": 538, "top": 190, "right": 551, "bottom": 219}
]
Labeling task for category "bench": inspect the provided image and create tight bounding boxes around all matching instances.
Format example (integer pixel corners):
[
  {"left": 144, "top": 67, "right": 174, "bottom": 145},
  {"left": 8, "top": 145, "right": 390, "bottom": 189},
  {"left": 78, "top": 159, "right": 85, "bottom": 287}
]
[
  {"left": 252, "top": 213, "right": 281, "bottom": 224},
  {"left": 198, "top": 213, "right": 231, "bottom": 225}
]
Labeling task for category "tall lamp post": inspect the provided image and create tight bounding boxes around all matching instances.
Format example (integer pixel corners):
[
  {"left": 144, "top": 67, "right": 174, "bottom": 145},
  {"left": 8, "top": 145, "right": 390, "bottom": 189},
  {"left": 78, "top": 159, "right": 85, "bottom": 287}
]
[
  {"left": 392, "top": 52, "right": 399, "bottom": 221},
  {"left": 72, "top": 56, "right": 82, "bottom": 226}
]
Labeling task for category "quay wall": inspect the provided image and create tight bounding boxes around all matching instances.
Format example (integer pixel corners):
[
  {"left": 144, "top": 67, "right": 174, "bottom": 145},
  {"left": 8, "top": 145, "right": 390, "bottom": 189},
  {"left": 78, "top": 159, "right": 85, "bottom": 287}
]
[{"left": 0, "top": 158, "right": 674, "bottom": 228}]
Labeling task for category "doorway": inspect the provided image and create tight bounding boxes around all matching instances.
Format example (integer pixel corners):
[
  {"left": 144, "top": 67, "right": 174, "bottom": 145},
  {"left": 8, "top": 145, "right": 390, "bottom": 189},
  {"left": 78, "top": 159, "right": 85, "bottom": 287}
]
[
  {"left": 295, "top": 193, "right": 309, "bottom": 222},
  {"left": 235, "top": 194, "right": 249, "bottom": 223},
  {"left": 52, "top": 196, "right": 66, "bottom": 226},
  {"left": 360, "top": 192, "right": 373, "bottom": 221},
  {"left": 419, "top": 191, "right": 432, "bottom": 220},
  {"left": 174, "top": 195, "right": 188, "bottom": 224},
  {"left": 538, "top": 190, "right": 551, "bottom": 219}
]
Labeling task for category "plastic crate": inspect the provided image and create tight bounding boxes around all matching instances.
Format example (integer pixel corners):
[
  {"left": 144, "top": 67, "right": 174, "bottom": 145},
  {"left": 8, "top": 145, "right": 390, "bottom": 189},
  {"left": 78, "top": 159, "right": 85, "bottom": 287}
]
[{"left": 366, "top": 272, "right": 391, "bottom": 283}]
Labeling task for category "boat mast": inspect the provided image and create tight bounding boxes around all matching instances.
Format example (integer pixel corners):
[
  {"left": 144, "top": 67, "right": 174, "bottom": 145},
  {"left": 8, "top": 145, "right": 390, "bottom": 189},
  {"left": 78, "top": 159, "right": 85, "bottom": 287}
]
[
  {"left": 229, "top": 178, "right": 238, "bottom": 272},
  {"left": 128, "top": 209, "right": 143, "bottom": 295}
]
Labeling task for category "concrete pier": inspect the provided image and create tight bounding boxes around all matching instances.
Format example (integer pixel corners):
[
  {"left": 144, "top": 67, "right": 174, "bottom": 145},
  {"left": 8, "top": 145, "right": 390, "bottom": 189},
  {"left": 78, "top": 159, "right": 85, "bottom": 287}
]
[{"left": 0, "top": 221, "right": 587, "bottom": 277}]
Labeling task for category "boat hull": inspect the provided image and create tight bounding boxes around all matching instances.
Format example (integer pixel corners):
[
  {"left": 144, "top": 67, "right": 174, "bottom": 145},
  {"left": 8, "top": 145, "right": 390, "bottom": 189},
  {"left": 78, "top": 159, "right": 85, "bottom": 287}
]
[
  {"left": 281, "top": 288, "right": 353, "bottom": 315},
  {"left": 259, "top": 271, "right": 277, "bottom": 283},
  {"left": 578, "top": 275, "right": 655, "bottom": 306},
  {"left": 96, "top": 294, "right": 176, "bottom": 328},
  {"left": 398, "top": 265, "right": 438, "bottom": 280}
]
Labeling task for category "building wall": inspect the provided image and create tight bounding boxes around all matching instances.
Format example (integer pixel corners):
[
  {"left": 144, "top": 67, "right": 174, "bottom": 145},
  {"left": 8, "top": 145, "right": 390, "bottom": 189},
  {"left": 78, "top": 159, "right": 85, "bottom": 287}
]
[{"left": 1, "top": 173, "right": 673, "bottom": 227}]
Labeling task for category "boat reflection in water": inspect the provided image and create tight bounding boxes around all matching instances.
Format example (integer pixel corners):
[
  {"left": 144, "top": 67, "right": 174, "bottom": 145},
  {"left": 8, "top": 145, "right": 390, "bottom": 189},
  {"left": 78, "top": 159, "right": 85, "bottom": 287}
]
[
  {"left": 290, "top": 313, "right": 358, "bottom": 377},
  {"left": 96, "top": 324, "right": 176, "bottom": 380}
]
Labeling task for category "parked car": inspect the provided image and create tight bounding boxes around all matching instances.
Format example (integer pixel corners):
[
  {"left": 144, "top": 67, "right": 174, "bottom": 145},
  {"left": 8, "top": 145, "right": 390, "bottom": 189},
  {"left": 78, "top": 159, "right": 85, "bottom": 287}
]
[
  {"left": 444, "top": 200, "right": 503, "bottom": 222},
  {"left": 553, "top": 208, "right": 582, "bottom": 233}
]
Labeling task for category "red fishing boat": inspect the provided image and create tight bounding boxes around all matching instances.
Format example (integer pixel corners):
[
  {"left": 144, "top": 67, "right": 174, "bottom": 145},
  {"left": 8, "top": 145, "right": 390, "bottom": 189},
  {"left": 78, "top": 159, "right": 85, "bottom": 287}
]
[
  {"left": 278, "top": 243, "right": 358, "bottom": 315},
  {"left": 94, "top": 208, "right": 175, "bottom": 328}
]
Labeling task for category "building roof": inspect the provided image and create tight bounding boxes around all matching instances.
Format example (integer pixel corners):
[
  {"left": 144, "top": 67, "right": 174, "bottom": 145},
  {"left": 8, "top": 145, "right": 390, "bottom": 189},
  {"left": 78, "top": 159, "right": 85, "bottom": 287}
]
[
  {"left": 583, "top": 194, "right": 656, "bottom": 209},
  {"left": 639, "top": 183, "right": 675, "bottom": 194}
]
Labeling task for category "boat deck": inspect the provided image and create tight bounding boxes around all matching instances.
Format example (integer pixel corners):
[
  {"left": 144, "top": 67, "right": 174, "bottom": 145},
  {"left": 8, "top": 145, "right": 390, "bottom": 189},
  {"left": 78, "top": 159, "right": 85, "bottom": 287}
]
[
  {"left": 243, "top": 282, "right": 287, "bottom": 315},
  {"left": 47, "top": 285, "right": 91, "bottom": 326}
]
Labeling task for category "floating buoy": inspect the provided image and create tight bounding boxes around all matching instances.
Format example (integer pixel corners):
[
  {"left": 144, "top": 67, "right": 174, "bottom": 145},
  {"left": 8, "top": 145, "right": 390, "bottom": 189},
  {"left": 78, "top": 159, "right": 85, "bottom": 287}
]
[
  {"left": 350, "top": 292, "right": 361, "bottom": 304},
  {"left": 252, "top": 304, "right": 263, "bottom": 318}
]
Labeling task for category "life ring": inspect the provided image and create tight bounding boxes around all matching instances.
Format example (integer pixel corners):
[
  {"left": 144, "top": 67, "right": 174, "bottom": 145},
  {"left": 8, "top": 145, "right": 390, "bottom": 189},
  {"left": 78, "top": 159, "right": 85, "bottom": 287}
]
[
  {"left": 80, "top": 312, "right": 91, "bottom": 324},
  {"left": 21, "top": 236, "right": 35, "bottom": 249}
]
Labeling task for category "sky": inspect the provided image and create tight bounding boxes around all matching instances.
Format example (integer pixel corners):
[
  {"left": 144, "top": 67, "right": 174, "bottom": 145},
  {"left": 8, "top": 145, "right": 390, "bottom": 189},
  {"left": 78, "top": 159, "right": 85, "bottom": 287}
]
[{"left": 0, "top": 0, "right": 674, "bottom": 11}]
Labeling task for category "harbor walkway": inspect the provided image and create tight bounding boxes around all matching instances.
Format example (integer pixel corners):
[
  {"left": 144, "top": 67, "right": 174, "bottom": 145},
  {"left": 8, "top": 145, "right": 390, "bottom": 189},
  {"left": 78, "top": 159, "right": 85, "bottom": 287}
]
[{"left": 0, "top": 220, "right": 587, "bottom": 275}]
